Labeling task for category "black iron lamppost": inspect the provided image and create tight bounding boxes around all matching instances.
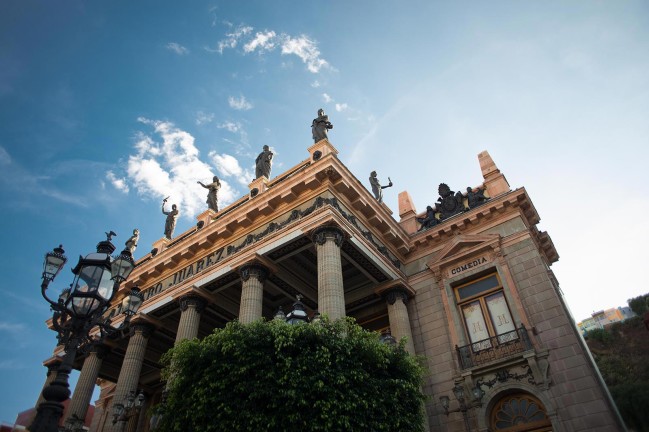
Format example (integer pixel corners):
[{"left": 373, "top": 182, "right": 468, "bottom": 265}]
[
  {"left": 275, "top": 294, "right": 313, "bottom": 324},
  {"left": 30, "top": 233, "right": 143, "bottom": 432},
  {"left": 439, "top": 383, "right": 485, "bottom": 432},
  {"left": 112, "top": 390, "right": 145, "bottom": 425},
  {"left": 379, "top": 329, "right": 397, "bottom": 346}
]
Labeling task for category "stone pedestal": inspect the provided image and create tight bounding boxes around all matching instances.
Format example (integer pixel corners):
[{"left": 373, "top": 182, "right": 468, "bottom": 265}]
[
  {"left": 196, "top": 209, "right": 217, "bottom": 229},
  {"left": 249, "top": 176, "right": 270, "bottom": 198},
  {"left": 307, "top": 139, "right": 339, "bottom": 162},
  {"left": 151, "top": 237, "right": 170, "bottom": 256}
]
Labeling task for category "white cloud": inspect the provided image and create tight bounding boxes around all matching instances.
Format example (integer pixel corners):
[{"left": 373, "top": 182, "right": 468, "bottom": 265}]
[
  {"left": 244, "top": 31, "right": 277, "bottom": 53},
  {"left": 106, "top": 170, "right": 130, "bottom": 193},
  {"left": 280, "top": 35, "right": 329, "bottom": 73},
  {"left": 218, "top": 121, "right": 241, "bottom": 133},
  {"left": 209, "top": 152, "right": 255, "bottom": 186},
  {"left": 166, "top": 42, "right": 189, "bottom": 55},
  {"left": 0, "top": 146, "right": 11, "bottom": 165},
  {"left": 0, "top": 322, "right": 25, "bottom": 334},
  {"left": 195, "top": 111, "right": 215, "bottom": 125},
  {"left": 211, "top": 25, "right": 253, "bottom": 53},
  {"left": 0, "top": 359, "right": 26, "bottom": 370},
  {"left": 228, "top": 95, "right": 253, "bottom": 111},
  {"left": 311, "top": 80, "right": 321, "bottom": 88},
  {"left": 125, "top": 118, "right": 241, "bottom": 218},
  {"left": 335, "top": 103, "right": 348, "bottom": 112},
  {"left": 207, "top": 23, "right": 332, "bottom": 74},
  {"left": 322, "top": 93, "right": 332, "bottom": 103}
]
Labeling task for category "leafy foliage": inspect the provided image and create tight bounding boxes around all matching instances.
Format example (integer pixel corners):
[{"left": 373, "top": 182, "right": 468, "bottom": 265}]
[
  {"left": 155, "top": 318, "right": 425, "bottom": 432},
  {"left": 585, "top": 316, "right": 649, "bottom": 431},
  {"left": 628, "top": 293, "right": 649, "bottom": 316}
]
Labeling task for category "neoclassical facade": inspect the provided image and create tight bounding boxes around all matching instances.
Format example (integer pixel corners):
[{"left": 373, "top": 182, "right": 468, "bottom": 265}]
[{"left": 39, "top": 140, "right": 625, "bottom": 431}]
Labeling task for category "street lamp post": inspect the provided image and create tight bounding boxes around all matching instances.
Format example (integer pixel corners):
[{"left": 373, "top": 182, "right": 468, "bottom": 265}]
[
  {"left": 439, "top": 383, "right": 485, "bottom": 432},
  {"left": 30, "top": 233, "right": 143, "bottom": 432},
  {"left": 112, "top": 390, "right": 145, "bottom": 425}
]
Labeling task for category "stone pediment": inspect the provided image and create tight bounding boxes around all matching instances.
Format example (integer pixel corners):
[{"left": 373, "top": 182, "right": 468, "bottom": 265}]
[{"left": 428, "top": 233, "right": 501, "bottom": 266}]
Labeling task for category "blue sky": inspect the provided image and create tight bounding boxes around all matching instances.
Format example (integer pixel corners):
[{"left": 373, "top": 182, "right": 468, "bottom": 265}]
[{"left": 1, "top": 0, "right": 648, "bottom": 424}]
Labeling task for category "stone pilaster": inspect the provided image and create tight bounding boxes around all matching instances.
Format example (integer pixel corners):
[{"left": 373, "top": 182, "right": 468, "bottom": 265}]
[
  {"left": 65, "top": 345, "right": 108, "bottom": 426},
  {"left": 312, "top": 226, "right": 346, "bottom": 320},
  {"left": 238, "top": 263, "right": 269, "bottom": 324},
  {"left": 107, "top": 323, "right": 154, "bottom": 432},
  {"left": 175, "top": 295, "right": 207, "bottom": 343},
  {"left": 384, "top": 288, "right": 416, "bottom": 354}
]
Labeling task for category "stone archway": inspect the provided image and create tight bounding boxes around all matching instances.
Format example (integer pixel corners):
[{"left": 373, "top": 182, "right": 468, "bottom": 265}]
[{"left": 489, "top": 392, "right": 552, "bottom": 432}]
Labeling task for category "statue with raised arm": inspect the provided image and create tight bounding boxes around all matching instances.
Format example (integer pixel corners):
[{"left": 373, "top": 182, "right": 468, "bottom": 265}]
[
  {"left": 162, "top": 198, "right": 179, "bottom": 240},
  {"left": 198, "top": 176, "right": 221, "bottom": 212},
  {"left": 311, "top": 108, "right": 333, "bottom": 143},
  {"left": 369, "top": 171, "right": 393, "bottom": 203},
  {"left": 255, "top": 145, "right": 274, "bottom": 179},
  {"left": 125, "top": 228, "right": 140, "bottom": 254}
]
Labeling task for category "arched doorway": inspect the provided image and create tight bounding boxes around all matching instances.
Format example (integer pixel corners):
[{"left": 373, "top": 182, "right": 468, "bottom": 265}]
[{"left": 489, "top": 392, "right": 552, "bottom": 431}]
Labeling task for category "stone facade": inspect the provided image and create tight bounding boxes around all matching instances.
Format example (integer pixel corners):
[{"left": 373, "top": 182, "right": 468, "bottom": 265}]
[{"left": 38, "top": 141, "right": 625, "bottom": 431}]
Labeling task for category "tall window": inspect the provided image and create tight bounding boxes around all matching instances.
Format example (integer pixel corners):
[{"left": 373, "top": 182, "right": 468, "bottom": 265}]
[{"left": 455, "top": 273, "right": 516, "bottom": 351}]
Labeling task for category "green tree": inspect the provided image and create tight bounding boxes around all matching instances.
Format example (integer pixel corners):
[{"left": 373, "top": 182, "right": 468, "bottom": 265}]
[
  {"left": 155, "top": 318, "right": 426, "bottom": 432},
  {"left": 585, "top": 316, "right": 649, "bottom": 431},
  {"left": 628, "top": 293, "right": 649, "bottom": 316}
]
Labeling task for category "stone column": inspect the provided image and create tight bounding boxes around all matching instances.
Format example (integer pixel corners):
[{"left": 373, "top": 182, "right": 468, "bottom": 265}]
[
  {"left": 108, "top": 323, "right": 154, "bottom": 432},
  {"left": 65, "top": 345, "right": 108, "bottom": 426},
  {"left": 312, "top": 226, "right": 346, "bottom": 320},
  {"left": 384, "top": 288, "right": 416, "bottom": 355},
  {"left": 175, "top": 295, "right": 207, "bottom": 343},
  {"left": 238, "top": 263, "right": 269, "bottom": 324}
]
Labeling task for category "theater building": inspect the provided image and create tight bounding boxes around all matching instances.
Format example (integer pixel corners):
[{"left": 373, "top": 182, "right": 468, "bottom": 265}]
[{"left": 39, "top": 139, "right": 624, "bottom": 431}]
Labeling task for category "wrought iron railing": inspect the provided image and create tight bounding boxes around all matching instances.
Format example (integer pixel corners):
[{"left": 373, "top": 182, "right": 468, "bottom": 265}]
[{"left": 456, "top": 325, "right": 532, "bottom": 369}]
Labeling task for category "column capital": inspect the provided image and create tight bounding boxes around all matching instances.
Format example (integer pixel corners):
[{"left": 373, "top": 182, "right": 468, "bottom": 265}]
[
  {"left": 384, "top": 287, "right": 410, "bottom": 305},
  {"left": 90, "top": 344, "right": 110, "bottom": 360},
  {"left": 239, "top": 262, "right": 269, "bottom": 283},
  {"left": 178, "top": 294, "right": 208, "bottom": 313},
  {"left": 311, "top": 225, "right": 345, "bottom": 247},
  {"left": 129, "top": 322, "right": 155, "bottom": 338}
]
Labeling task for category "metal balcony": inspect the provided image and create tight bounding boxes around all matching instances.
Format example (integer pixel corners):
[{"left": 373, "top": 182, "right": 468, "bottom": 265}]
[{"left": 456, "top": 325, "right": 532, "bottom": 369}]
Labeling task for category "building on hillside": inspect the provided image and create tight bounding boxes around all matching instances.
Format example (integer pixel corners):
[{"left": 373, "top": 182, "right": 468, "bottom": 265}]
[
  {"left": 35, "top": 139, "right": 625, "bottom": 431},
  {"left": 577, "top": 307, "right": 637, "bottom": 335}
]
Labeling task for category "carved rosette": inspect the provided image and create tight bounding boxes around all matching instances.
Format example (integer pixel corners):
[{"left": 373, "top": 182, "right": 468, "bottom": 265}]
[
  {"left": 384, "top": 288, "right": 409, "bottom": 305},
  {"left": 239, "top": 263, "right": 269, "bottom": 283},
  {"left": 129, "top": 322, "right": 155, "bottom": 339},
  {"left": 311, "top": 225, "right": 345, "bottom": 248},
  {"left": 179, "top": 294, "right": 207, "bottom": 313}
]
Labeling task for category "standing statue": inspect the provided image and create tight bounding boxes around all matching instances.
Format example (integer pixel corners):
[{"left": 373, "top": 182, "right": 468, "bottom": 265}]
[
  {"left": 369, "top": 171, "right": 393, "bottom": 203},
  {"left": 311, "top": 108, "right": 333, "bottom": 143},
  {"left": 125, "top": 229, "right": 140, "bottom": 254},
  {"left": 197, "top": 176, "right": 221, "bottom": 212},
  {"left": 255, "top": 145, "right": 274, "bottom": 179},
  {"left": 162, "top": 198, "right": 179, "bottom": 240}
]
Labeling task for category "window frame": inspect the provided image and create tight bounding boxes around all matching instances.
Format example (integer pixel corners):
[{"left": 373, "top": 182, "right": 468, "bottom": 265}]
[{"left": 454, "top": 272, "right": 516, "bottom": 350}]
